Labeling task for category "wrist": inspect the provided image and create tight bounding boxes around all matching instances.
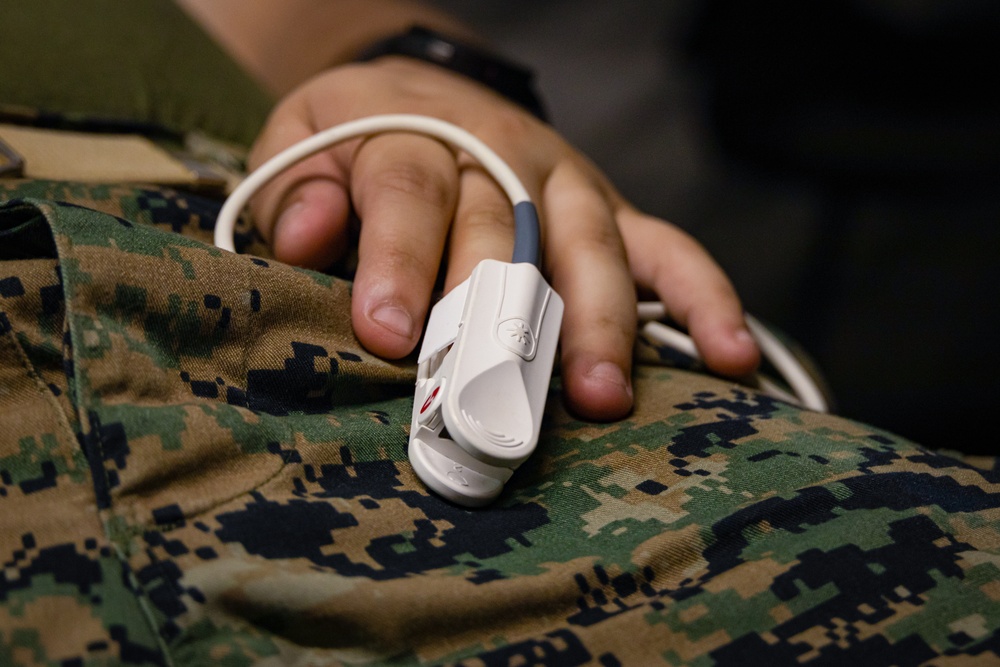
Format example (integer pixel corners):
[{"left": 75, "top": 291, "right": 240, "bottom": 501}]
[{"left": 356, "top": 26, "right": 548, "bottom": 122}]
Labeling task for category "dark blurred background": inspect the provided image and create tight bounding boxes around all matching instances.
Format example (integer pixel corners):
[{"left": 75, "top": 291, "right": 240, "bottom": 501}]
[{"left": 432, "top": 0, "right": 1000, "bottom": 450}]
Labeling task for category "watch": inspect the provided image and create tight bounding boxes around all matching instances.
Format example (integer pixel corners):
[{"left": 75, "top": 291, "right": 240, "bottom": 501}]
[{"left": 356, "top": 26, "right": 548, "bottom": 122}]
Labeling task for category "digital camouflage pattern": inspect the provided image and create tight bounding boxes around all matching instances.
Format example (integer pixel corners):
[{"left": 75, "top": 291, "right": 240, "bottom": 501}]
[{"left": 2, "top": 180, "right": 1000, "bottom": 666}]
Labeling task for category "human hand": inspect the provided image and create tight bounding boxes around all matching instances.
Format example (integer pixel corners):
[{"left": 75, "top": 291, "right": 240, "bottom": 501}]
[{"left": 247, "top": 57, "right": 760, "bottom": 421}]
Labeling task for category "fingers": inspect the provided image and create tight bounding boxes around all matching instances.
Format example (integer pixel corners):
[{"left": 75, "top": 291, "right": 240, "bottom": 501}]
[
  {"left": 349, "top": 133, "right": 460, "bottom": 358},
  {"left": 543, "top": 164, "right": 637, "bottom": 422},
  {"left": 247, "top": 97, "right": 354, "bottom": 270},
  {"left": 246, "top": 65, "right": 757, "bottom": 425},
  {"left": 618, "top": 207, "right": 760, "bottom": 377},
  {"left": 444, "top": 163, "right": 516, "bottom": 290}
]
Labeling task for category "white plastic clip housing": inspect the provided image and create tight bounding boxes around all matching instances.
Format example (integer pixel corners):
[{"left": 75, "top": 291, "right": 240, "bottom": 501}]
[{"left": 409, "top": 259, "right": 563, "bottom": 507}]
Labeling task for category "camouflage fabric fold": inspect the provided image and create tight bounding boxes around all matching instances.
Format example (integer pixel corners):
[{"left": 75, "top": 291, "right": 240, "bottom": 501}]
[{"left": 2, "top": 182, "right": 999, "bottom": 666}]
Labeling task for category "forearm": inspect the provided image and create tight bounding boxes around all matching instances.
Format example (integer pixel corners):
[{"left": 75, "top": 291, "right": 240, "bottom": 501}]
[{"left": 174, "top": 0, "right": 478, "bottom": 98}]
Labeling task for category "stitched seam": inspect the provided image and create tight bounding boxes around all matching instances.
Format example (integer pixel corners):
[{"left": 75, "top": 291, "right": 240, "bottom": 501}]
[
  {"left": 0, "top": 314, "right": 79, "bottom": 449},
  {"left": 39, "top": 199, "right": 174, "bottom": 665}
]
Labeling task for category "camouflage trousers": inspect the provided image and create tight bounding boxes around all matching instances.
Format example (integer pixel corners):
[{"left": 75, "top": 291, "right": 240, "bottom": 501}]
[{"left": 2, "top": 180, "right": 999, "bottom": 666}]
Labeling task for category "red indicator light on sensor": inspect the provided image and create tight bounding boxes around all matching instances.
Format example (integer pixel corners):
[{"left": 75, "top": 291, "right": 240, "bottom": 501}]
[{"left": 420, "top": 386, "right": 441, "bottom": 414}]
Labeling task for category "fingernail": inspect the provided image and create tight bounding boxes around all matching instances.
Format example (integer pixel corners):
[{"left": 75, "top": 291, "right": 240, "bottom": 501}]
[
  {"left": 371, "top": 304, "right": 414, "bottom": 339},
  {"left": 275, "top": 202, "right": 305, "bottom": 236},
  {"left": 734, "top": 328, "right": 756, "bottom": 348},
  {"left": 586, "top": 361, "right": 633, "bottom": 398}
]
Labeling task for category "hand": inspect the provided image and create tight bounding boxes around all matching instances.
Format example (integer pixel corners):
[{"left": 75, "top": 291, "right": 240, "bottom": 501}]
[{"left": 247, "top": 57, "right": 760, "bottom": 421}]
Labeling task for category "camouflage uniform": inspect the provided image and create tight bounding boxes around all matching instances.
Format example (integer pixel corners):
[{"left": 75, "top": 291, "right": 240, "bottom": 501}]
[{"left": 2, "top": 178, "right": 999, "bottom": 666}]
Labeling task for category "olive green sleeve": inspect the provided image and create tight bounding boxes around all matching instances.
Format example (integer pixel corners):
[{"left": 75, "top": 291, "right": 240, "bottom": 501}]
[{"left": 0, "top": 0, "right": 275, "bottom": 147}]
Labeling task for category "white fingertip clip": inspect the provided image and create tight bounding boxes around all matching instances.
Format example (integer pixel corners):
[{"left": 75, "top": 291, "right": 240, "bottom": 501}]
[
  {"left": 212, "top": 114, "right": 562, "bottom": 507},
  {"left": 410, "top": 260, "right": 563, "bottom": 507}
]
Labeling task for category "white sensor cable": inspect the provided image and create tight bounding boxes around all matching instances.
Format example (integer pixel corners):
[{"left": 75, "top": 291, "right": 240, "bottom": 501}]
[
  {"left": 638, "top": 302, "right": 830, "bottom": 413},
  {"left": 214, "top": 114, "right": 538, "bottom": 263},
  {"left": 214, "top": 113, "right": 830, "bottom": 414}
]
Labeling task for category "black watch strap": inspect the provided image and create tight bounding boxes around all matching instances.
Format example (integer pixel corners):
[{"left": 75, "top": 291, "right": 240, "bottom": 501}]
[{"left": 356, "top": 26, "right": 548, "bottom": 122}]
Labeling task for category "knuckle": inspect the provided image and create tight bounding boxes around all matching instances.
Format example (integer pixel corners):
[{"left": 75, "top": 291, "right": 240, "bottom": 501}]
[
  {"left": 368, "top": 160, "right": 453, "bottom": 210},
  {"left": 564, "top": 312, "right": 635, "bottom": 354},
  {"left": 575, "top": 223, "right": 628, "bottom": 261},
  {"left": 461, "top": 203, "right": 514, "bottom": 235},
  {"left": 375, "top": 244, "right": 431, "bottom": 281},
  {"left": 486, "top": 106, "right": 538, "bottom": 141},
  {"left": 475, "top": 106, "right": 548, "bottom": 157},
  {"left": 591, "top": 312, "right": 636, "bottom": 347}
]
